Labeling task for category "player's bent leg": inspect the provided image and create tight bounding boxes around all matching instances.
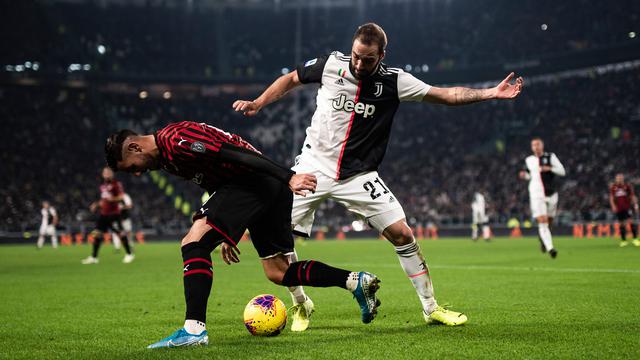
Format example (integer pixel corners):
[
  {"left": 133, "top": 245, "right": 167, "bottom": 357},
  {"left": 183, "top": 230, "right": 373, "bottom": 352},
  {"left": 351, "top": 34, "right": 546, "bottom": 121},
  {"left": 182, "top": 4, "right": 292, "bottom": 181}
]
[
  {"left": 148, "top": 219, "right": 221, "bottom": 349},
  {"left": 270, "top": 257, "right": 381, "bottom": 324},
  {"left": 382, "top": 220, "right": 437, "bottom": 311},
  {"left": 536, "top": 215, "right": 557, "bottom": 258}
]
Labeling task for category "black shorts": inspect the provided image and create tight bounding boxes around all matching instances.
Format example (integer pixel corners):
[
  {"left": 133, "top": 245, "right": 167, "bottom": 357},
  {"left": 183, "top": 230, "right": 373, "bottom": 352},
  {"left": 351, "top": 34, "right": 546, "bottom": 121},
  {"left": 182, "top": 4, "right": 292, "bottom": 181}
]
[
  {"left": 193, "top": 175, "right": 293, "bottom": 258},
  {"left": 616, "top": 210, "right": 633, "bottom": 222},
  {"left": 95, "top": 214, "right": 123, "bottom": 233}
]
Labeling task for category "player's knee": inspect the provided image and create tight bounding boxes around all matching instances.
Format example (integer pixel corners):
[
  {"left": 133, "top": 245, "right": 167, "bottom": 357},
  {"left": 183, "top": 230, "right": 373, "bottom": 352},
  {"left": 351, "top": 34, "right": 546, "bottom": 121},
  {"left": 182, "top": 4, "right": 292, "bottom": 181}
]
[
  {"left": 385, "top": 224, "right": 414, "bottom": 246},
  {"left": 181, "top": 218, "right": 211, "bottom": 246}
]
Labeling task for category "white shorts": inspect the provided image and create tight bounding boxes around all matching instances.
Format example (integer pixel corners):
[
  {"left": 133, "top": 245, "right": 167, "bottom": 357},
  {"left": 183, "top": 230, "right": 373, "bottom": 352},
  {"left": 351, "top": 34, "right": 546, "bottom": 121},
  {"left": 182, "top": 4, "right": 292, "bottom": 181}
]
[
  {"left": 472, "top": 207, "right": 488, "bottom": 224},
  {"left": 530, "top": 192, "right": 559, "bottom": 218},
  {"left": 39, "top": 224, "right": 56, "bottom": 236},
  {"left": 291, "top": 163, "right": 405, "bottom": 237},
  {"left": 122, "top": 218, "right": 133, "bottom": 233}
]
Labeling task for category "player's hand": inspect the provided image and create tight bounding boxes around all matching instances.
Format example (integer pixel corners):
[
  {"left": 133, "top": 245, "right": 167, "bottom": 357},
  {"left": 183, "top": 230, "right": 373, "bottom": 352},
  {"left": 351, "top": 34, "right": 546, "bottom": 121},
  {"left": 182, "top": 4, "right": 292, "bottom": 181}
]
[
  {"left": 611, "top": 205, "right": 618, "bottom": 213},
  {"left": 494, "top": 72, "right": 523, "bottom": 99},
  {"left": 540, "top": 165, "right": 552, "bottom": 172},
  {"left": 220, "top": 242, "right": 241, "bottom": 265},
  {"left": 518, "top": 170, "right": 528, "bottom": 179},
  {"left": 89, "top": 202, "right": 98, "bottom": 213},
  {"left": 232, "top": 100, "right": 261, "bottom": 116},
  {"left": 289, "top": 173, "right": 317, "bottom": 197}
]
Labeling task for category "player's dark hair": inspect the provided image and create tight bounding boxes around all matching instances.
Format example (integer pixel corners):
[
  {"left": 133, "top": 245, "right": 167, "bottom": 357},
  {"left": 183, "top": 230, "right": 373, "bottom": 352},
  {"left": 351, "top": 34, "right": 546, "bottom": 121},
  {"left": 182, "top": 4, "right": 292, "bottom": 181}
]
[
  {"left": 353, "top": 23, "right": 387, "bottom": 54},
  {"left": 531, "top": 136, "right": 544, "bottom": 142},
  {"left": 105, "top": 129, "right": 138, "bottom": 171}
]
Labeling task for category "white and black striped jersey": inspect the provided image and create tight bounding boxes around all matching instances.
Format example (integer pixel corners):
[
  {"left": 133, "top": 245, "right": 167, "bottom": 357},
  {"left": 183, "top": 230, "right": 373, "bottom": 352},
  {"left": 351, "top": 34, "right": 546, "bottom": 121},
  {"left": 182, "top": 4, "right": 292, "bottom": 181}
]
[
  {"left": 523, "top": 152, "right": 566, "bottom": 197},
  {"left": 296, "top": 51, "right": 431, "bottom": 180},
  {"left": 40, "top": 206, "right": 57, "bottom": 227}
]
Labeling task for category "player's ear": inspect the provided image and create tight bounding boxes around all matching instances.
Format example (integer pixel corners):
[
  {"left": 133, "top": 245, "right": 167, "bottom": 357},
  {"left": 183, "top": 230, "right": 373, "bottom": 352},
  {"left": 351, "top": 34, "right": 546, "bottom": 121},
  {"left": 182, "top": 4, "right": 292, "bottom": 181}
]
[
  {"left": 127, "top": 142, "right": 142, "bottom": 153},
  {"left": 380, "top": 50, "right": 385, "bottom": 62}
]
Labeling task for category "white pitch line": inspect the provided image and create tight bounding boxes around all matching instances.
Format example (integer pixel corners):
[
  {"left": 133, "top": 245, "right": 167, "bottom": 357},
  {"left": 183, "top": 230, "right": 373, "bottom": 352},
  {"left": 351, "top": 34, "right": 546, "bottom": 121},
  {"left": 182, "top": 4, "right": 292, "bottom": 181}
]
[{"left": 332, "top": 263, "right": 640, "bottom": 274}]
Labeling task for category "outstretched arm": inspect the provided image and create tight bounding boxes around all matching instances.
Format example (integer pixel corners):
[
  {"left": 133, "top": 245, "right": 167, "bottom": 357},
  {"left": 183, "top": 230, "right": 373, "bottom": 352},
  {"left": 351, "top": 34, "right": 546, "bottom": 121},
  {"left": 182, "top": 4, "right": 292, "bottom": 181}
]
[
  {"left": 424, "top": 72, "right": 524, "bottom": 106},
  {"left": 232, "top": 71, "right": 302, "bottom": 116}
]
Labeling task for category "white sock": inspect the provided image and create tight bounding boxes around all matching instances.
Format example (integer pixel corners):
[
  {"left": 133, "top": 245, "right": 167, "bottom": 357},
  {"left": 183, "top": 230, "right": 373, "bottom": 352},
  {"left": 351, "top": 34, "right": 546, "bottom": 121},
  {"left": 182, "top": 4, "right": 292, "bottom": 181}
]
[
  {"left": 471, "top": 225, "right": 478, "bottom": 239},
  {"left": 184, "top": 319, "right": 206, "bottom": 335},
  {"left": 112, "top": 233, "right": 121, "bottom": 250},
  {"left": 37, "top": 235, "right": 45, "bottom": 248},
  {"left": 51, "top": 234, "right": 58, "bottom": 248},
  {"left": 538, "top": 223, "right": 554, "bottom": 251},
  {"left": 482, "top": 225, "right": 491, "bottom": 240},
  {"left": 287, "top": 251, "right": 309, "bottom": 304},
  {"left": 395, "top": 241, "right": 437, "bottom": 314},
  {"left": 345, "top": 272, "right": 359, "bottom": 292}
]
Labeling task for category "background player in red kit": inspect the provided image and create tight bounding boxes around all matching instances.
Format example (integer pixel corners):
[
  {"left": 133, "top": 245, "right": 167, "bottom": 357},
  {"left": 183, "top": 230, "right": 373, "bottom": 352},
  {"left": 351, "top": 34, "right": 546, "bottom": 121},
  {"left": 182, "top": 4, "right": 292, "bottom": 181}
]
[
  {"left": 104, "top": 121, "right": 381, "bottom": 349},
  {"left": 609, "top": 173, "right": 639, "bottom": 247},
  {"left": 81, "top": 167, "right": 135, "bottom": 264}
]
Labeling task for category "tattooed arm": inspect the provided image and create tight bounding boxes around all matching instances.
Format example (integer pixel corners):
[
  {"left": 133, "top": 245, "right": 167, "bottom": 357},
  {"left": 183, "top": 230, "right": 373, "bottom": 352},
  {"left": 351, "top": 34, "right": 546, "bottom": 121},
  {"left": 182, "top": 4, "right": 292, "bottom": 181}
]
[{"left": 423, "top": 72, "right": 524, "bottom": 105}]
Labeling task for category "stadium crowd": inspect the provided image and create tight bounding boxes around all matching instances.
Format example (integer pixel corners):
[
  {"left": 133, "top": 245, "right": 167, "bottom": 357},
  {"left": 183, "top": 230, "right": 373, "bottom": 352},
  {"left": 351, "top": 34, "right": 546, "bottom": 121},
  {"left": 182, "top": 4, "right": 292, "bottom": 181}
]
[
  {"left": 3, "top": 0, "right": 638, "bottom": 79},
  {"left": 2, "top": 64, "right": 639, "bottom": 233}
]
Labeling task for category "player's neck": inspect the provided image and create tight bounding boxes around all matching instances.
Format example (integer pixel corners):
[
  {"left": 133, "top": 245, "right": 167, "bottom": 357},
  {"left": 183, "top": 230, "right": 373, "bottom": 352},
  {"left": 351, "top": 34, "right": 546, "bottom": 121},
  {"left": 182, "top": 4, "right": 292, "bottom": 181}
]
[{"left": 141, "top": 134, "right": 160, "bottom": 158}]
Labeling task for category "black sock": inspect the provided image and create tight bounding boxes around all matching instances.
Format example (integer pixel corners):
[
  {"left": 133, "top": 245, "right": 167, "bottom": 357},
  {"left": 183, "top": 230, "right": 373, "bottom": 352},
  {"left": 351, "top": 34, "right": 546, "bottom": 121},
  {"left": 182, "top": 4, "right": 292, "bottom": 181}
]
[
  {"left": 622, "top": 226, "right": 627, "bottom": 241},
  {"left": 182, "top": 242, "right": 213, "bottom": 323},
  {"left": 92, "top": 234, "right": 103, "bottom": 257},
  {"left": 282, "top": 260, "right": 351, "bottom": 289},
  {"left": 631, "top": 224, "right": 638, "bottom": 239},
  {"left": 120, "top": 234, "right": 132, "bottom": 255}
]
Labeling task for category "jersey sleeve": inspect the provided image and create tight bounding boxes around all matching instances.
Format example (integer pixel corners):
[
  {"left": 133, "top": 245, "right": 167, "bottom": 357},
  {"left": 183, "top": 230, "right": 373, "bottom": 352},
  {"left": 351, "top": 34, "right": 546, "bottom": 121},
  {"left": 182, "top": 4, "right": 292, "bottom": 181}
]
[
  {"left": 296, "top": 55, "right": 329, "bottom": 84},
  {"left": 550, "top": 153, "right": 566, "bottom": 176},
  {"left": 218, "top": 143, "right": 295, "bottom": 184},
  {"left": 50, "top": 208, "right": 57, "bottom": 217},
  {"left": 397, "top": 70, "right": 432, "bottom": 102}
]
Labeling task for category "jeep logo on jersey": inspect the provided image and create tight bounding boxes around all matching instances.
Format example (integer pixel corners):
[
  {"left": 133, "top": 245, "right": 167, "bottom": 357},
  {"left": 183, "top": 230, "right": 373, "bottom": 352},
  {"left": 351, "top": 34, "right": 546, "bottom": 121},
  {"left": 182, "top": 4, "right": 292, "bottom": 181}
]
[{"left": 332, "top": 94, "right": 376, "bottom": 118}]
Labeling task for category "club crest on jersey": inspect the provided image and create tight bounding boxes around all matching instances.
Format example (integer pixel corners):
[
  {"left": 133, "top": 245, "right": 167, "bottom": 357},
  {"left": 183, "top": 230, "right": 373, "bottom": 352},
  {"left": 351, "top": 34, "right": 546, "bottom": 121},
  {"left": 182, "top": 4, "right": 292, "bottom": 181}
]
[
  {"left": 374, "top": 82, "right": 383, "bottom": 97},
  {"left": 191, "top": 141, "right": 206, "bottom": 153},
  {"left": 332, "top": 94, "right": 376, "bottom": 118}
]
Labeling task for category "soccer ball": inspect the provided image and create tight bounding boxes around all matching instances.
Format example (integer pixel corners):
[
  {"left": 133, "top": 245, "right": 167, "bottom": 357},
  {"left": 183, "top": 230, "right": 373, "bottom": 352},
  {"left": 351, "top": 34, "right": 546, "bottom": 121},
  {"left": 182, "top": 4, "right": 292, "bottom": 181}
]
[{"left": 243, "top": 294, "right": 287, "bottom": 336}]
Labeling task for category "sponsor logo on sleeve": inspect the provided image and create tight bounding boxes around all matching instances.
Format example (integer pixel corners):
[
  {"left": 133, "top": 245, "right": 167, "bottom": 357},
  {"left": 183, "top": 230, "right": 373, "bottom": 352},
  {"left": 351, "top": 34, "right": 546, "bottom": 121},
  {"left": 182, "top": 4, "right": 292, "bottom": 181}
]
[{"left": 304, "top": 58, "right": 318, "bottom": 67}]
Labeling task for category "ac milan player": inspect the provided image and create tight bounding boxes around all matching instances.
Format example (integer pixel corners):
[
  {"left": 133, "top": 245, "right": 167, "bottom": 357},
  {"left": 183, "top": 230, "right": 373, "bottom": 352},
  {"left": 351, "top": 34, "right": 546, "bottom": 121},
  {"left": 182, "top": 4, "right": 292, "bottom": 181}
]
[
  {"left": 609, "top": 173, "right": 639, "bottom": 247},
  {"left": 233, "top": 23, "right": 523, "bottom": 327},
  {"left": 81, "top": 167, "right": 135, "bottom": 264},
  {"left": 104, "top": 121, "right": 380, "bottom": 349}
]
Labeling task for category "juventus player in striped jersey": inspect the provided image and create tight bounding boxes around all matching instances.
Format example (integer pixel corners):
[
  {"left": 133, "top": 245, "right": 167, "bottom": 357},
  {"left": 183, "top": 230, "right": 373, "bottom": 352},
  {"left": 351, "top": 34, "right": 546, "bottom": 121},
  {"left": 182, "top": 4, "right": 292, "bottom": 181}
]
[
  {"left": 37, "top": 201, "right": 59, "bottom": 249},
  {"left": 519, "top": 137, "right": 566, "bottom": 258},
  {"left": 233, "top": 23, "right": 524, "bottom": 327},
  {"left": 105, "top": 121, "right": 381, "bottom": 348}
]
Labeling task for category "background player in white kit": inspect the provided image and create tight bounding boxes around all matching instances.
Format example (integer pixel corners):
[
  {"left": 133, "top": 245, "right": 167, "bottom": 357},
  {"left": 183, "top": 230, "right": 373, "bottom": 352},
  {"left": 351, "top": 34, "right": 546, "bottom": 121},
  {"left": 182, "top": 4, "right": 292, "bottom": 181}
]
[
  {"left": 471, "top": 192, "right": 491, "bottom": 242},
  {"left": 112, "top": 193, "right": 134, "bottom": 251},
  {"left": 37, "top": 201, "right": 59, "bottom": 249},
  {"left": 519, "top": 137, "right": 565, "bottom": 258},
  {"left": 233, "top": 23, "right": 523, "bottom": 328}
]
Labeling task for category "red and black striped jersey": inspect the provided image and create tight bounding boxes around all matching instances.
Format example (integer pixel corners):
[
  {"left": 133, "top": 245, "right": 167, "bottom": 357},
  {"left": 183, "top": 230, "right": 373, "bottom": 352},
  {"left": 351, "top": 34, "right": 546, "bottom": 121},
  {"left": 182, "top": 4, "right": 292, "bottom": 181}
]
[
  {"left": 610, "top": 183, "right": 635, "bottom": 212},
  {"left": 155, "top": 121, "right": 258, "bottom": 191},
  {"left": 99, "top": 180, "right": 123, "bottom": 216}
]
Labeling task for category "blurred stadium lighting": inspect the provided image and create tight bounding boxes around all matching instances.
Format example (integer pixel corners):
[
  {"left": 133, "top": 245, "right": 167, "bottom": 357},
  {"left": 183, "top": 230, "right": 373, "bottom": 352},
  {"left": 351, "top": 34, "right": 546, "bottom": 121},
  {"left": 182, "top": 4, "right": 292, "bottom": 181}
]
[
  {"left": 630, "top": 32, "right": 636, "bottom": 39},
  {"left": 422, "top": 64, "right": 429, "bottom": 72},
  {"left": 163, "top": 91, "right": 172, "bottom": 99},
  {"left": 404, "top": 64, "right": 412, "bottom": 71},
  {"left": 281, "top": 67, "right": 289, "bottom": 75},
  {"left": 139, "top": 90, "right": 148, "bottom": 99},
  {"left": 97, "top": 44, "right": 106, "bottom": 54},
  {"left": 541, "top": 23, "right": 548, "bottom": 31}
]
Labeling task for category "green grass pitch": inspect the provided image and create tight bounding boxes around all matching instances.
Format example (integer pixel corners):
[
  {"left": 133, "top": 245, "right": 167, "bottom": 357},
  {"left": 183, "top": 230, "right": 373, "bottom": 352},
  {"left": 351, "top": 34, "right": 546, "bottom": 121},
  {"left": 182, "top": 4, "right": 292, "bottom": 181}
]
[{"left": 1, "top": 236, "right": 639, "bottom": 359}]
